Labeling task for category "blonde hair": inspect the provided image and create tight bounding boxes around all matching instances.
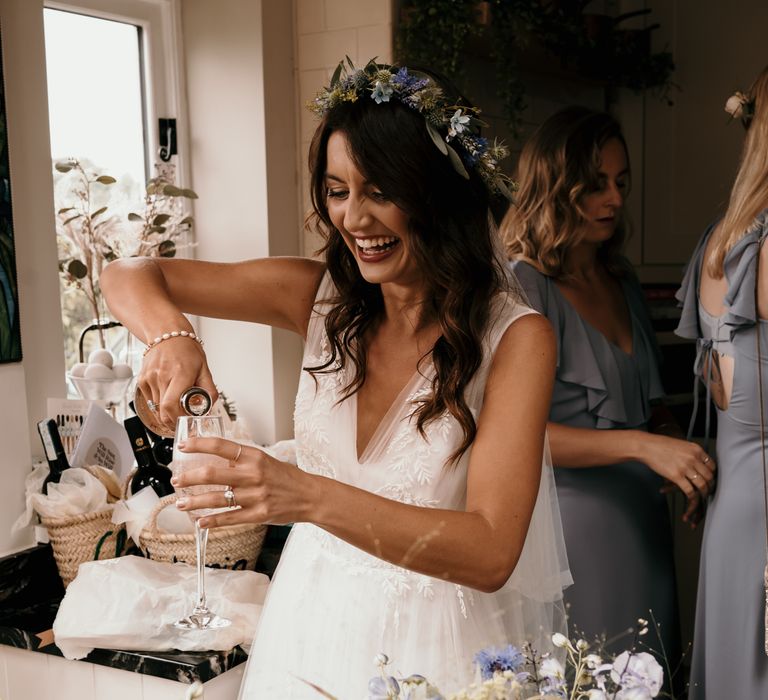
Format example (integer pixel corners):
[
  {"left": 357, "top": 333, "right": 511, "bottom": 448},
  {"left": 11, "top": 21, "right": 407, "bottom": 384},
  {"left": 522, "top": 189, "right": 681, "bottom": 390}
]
[
  {"left": 708, "top": 65, "right": 768, "bottom": 277},
  {"left": 501, "top": 107, "right": 630, "bottom": 278}
]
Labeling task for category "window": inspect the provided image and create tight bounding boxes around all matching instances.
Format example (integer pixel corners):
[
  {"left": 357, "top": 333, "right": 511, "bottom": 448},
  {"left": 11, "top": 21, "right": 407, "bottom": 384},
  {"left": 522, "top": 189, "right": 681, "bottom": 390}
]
[{"left": 44, "top": 0, "right": 187, "bottom": 378}]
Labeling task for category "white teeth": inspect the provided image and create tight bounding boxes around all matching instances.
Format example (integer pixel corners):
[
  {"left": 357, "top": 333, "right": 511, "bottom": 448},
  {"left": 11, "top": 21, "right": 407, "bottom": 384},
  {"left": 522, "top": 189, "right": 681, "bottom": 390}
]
[{"left": 356, "top": 236, "right": 397, "bottom": 250}]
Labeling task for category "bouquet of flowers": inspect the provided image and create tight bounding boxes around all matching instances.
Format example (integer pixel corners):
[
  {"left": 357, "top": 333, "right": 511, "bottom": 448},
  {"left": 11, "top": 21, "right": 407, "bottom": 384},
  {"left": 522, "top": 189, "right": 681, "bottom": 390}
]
[{"left": 362, "top": 621, "right": 667, "bottom": 700}]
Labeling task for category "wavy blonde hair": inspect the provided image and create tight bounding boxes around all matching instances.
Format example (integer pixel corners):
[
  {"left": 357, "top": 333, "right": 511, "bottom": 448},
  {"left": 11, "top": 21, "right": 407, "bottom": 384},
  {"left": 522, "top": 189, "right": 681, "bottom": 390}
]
[
  {"left": 708, "top": 65, "right": 768, "bottom": 277},
  {"left": 501, "top": 107, "right": 630, "bottom": 278}
]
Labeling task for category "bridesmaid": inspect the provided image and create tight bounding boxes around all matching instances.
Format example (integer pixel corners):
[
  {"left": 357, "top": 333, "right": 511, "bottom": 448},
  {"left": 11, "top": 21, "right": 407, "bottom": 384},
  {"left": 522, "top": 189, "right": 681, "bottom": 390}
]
[
  {"left": 677, "top": 66, "right": 768, "bottom": 698},
  {"left": 500, "top": 107, "right": 713, "bottom": 669}
]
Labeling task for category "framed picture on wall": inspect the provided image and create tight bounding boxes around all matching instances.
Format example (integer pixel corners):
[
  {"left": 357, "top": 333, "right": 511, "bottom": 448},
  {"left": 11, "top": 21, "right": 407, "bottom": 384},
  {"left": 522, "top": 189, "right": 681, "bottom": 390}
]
[{"left": 0, "top": 23, "right": 22, "bottom": 363}]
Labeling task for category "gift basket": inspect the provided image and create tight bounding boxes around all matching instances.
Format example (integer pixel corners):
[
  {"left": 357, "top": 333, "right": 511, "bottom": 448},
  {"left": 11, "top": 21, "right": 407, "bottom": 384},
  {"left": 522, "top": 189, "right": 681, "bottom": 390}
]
[
  {"left": 39, "top": 465, "right": 129, "bottom": 587},
  {"left": 135, "top": 493, "right": 266, "bottom": 570}
]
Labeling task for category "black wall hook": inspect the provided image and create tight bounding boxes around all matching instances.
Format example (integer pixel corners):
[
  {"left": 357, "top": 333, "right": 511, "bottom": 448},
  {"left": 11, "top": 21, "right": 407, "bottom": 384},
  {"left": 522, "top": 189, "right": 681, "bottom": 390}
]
[{"left": 158, "top": 118, "right": 177, "bottom": 162}]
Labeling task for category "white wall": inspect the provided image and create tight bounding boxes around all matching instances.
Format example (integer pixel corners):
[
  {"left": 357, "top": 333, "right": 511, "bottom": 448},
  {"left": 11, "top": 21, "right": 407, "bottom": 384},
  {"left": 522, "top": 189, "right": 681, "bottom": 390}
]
[
  {"left": 181, "top": 0, "right": 303, "bottom": 444},
  {"left": 0, "top": 0, "right": 66, "bottom": 556},
  {"left": 295, "top": 0, "right": 393, "bottom": 255}
]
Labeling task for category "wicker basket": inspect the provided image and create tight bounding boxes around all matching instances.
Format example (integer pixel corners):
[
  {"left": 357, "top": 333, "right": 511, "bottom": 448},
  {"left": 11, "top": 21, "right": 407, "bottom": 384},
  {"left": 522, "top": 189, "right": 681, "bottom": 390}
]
[
  {"left": 137, "top": 494, "right": 266, "bottom": 570},
  {"left": 41, "top": 466, "right": 128, "bottom": 587}
]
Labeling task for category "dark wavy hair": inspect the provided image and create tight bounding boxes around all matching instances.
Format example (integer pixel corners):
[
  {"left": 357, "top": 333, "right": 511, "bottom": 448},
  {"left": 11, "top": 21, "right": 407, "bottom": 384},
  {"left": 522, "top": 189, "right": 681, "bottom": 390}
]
[
  {"left": 501, "top": 106, "right": 631, "bottom": 278},
  {"left": 305, "top": 73, "right": 510, "bottom": 464}
]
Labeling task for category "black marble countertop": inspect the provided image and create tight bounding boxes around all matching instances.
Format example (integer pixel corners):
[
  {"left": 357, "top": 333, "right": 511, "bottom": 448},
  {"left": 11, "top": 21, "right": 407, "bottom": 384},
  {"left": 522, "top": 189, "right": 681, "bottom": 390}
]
[{"left": 0, "top": 526, "right": 289, "bottom": 684}]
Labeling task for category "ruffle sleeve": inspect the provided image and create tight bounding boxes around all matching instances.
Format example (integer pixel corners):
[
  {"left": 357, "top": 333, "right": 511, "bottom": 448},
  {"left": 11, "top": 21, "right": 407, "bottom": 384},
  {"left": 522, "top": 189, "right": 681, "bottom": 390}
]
[
  {"left": 674, "top": 224, "right": 715, "bottom": 341},
  {"left": 510, "top": 260, "right": 657, "bottom": 428},
  {"left": 723, "top": 209, "right": 768, "bottom": 334}
]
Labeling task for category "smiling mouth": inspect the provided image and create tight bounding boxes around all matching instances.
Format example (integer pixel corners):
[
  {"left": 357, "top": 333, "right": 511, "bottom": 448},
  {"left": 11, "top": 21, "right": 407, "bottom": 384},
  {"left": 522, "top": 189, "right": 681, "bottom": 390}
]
[{"left": 355, "top": 236, "right": 400, "bottom": 254}]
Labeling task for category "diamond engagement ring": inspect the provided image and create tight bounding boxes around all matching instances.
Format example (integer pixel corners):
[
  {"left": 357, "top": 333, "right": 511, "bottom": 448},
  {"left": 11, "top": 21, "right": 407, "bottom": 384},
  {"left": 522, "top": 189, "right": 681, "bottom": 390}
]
[
  {"left": 703, "top": 455, "right": 710, "bottom": 464},
  {"left": 146, "top": 400, "right": 158, "bottom": 412},
  {"left": 224, "top": 487, "right": 237, "bottom": 508}
]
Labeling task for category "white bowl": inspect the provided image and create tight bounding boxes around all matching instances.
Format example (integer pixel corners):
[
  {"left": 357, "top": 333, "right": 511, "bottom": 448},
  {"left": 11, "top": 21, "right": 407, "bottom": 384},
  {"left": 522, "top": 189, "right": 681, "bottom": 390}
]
[{"left": 67, "top": 373, "right": 133, "bottom": 404}]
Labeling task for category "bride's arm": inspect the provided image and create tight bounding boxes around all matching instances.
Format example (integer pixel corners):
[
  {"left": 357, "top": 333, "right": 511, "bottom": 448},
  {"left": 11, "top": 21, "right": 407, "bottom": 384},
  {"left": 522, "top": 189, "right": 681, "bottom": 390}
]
[
  {"left": 174, "top": 313, "right": 555, "bottom": 593},
  {"left": 100, "top": 256, "right": 325, "bottom": 431}
]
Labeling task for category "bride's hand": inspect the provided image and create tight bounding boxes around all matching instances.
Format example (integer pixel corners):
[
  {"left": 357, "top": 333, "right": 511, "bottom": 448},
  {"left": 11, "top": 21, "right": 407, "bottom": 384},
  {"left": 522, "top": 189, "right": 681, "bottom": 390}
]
[
  {"left": 137, "top": 337, "right": 217, "bottom": 434},
  {"left": 171, "top": 437, "right": 314, "bottom": 528}
]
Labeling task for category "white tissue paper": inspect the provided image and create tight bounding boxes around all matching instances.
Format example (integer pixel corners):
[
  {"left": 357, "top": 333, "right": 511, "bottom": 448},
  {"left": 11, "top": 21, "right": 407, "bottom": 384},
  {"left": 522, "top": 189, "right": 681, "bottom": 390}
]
[
  {"left": 53, "top": 555, "right": 270, "bottom": 659},
  {"left": 24, "top": 466, "right": 115, "bottom": 520},
  {"left": 111, "top": 486, "right": 194, "bottom": 544},
  {"left": 11, "top": 462, "right": 49, "bottom": 533}
]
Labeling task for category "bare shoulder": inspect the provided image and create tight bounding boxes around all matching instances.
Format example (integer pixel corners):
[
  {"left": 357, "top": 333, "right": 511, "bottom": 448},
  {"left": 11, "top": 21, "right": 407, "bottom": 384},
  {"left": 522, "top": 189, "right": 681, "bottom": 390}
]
[
  {"left": 497, "top": 312, "right": 555, "bottom": 360},
  {"left": 486, "top": 312, "right": 556, "bottom": 392}
]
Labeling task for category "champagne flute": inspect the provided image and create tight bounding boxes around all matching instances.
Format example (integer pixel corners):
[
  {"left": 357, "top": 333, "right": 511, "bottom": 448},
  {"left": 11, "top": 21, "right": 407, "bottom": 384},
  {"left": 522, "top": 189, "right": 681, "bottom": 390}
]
[{"left": 172, "top": 414, "right": 231, "bottom": 630}]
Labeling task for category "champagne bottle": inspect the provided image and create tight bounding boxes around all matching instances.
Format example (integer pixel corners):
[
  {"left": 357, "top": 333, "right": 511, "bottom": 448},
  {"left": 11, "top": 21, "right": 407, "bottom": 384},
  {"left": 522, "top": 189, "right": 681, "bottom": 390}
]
[
  {"left": 124, "top": 416, "right": 175, "bottom": 497},
  {"left": 38, "top": 419, "right": 70, "bottom": 495}
]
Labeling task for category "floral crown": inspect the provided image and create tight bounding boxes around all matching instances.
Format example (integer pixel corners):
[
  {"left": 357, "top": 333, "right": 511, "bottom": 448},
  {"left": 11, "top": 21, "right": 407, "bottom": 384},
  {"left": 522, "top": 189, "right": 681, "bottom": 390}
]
[
  {"left": 725, "top": 90, "right": 756, "bottom": 127},
  {"left": 308, "top": 58, "right": 515, "bottom": 200}
]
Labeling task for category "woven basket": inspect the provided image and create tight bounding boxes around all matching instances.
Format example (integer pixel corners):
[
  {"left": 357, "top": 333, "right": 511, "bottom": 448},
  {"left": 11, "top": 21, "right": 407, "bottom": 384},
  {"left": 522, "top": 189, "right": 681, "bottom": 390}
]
[
  {"left": 41, "top": 465, "right": 128, "bottom": 587},
  {"left": 137, "top": 494, "right": 266, "bottom": 570}
]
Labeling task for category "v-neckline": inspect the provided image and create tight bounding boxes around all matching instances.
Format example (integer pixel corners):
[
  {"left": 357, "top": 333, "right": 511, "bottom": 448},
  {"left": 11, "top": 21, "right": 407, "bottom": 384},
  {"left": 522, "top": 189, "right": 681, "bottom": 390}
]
[
  {"left": 353, "top": 367, "right": 431, "bottom": 464},
  {"left": 553, "top": 277, "right": 636, "bottom": 358}
]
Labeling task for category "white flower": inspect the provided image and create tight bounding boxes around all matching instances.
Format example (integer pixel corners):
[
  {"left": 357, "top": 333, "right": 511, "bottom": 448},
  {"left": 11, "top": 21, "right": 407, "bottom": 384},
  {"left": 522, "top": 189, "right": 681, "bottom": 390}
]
[
  {"left": 539, "top": 657, "right": 565, "bottom": 679},
  {"left": 725, "top": 91, "right": 749, "bottom": 119},
  {"left": 371, "top": 80, "right": 394, "bottom": 104},
  {"left": 586, "top": 690, "right": 608, "bottom": 700},
  {"left": 448, "top": 109, "right": 471, "bottom": 139},
  {"left": 610, "top": 651, "right": 663, "bottom": 697},
  {"left": 616, "top": 688, "right": 653, "bottom": 700},
  {"left": 551, "top": 632, "right": 569, "bottom": 648}
]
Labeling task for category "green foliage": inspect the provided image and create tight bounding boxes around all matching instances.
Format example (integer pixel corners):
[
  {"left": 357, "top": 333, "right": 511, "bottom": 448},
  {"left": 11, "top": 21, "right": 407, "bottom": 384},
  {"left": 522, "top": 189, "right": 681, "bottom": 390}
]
[
  {"left": 54, "top": 159, "right": 195, "bottom": 359},
  {"left": 395, "top": 0, "right": 480, "bottom": 82},
  {"left": 395, "top": 1, "right": 676, "bottom": 134}
]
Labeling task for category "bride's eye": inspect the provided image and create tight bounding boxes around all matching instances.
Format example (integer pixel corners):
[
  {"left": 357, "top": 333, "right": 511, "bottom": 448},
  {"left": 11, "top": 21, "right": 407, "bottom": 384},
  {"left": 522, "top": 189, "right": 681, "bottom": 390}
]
[
  {"left": 370, "top": 191, "right": 389, "bottom": 203},
  {"left": 326, "top": 188, "right": 348, "bottom": 200}
]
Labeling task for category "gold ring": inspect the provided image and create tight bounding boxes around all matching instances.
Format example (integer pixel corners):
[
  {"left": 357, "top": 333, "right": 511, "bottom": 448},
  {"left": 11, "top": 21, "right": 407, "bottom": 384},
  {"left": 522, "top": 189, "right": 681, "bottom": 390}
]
[
  {"left": 703, "top": 455, "right": 710, "bottom": 464},
  {"left": 233, "top": 444, "right": 243, "bottom": 464},
  {"left": 224, "top": 487, "right": 237, "bottom": 508}
]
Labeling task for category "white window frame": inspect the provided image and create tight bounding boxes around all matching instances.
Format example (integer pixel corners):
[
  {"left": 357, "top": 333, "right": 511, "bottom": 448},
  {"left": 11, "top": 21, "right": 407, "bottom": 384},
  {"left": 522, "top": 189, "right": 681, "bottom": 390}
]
[{"left": 44, "top": 0, "right": 190, "bottom": 187}]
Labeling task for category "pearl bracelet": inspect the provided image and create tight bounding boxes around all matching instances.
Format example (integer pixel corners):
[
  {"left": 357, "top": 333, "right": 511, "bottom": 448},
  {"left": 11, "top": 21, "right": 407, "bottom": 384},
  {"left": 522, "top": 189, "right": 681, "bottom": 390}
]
[{"left": 142, "top": 330, "right": 204, "bottom": 357}]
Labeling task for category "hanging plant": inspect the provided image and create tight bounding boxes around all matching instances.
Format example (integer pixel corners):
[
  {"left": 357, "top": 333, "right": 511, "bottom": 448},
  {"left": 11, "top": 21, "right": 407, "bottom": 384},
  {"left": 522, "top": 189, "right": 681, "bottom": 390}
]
[{"left": 395, "top": 0, "right": 480, "bottom": 84}]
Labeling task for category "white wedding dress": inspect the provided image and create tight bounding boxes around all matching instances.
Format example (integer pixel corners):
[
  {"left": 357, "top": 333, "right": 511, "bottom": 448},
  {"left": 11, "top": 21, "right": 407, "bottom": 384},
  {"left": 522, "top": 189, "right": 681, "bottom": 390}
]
[{"left": 238, "top": 274, "right": 570, "bottom": 699}]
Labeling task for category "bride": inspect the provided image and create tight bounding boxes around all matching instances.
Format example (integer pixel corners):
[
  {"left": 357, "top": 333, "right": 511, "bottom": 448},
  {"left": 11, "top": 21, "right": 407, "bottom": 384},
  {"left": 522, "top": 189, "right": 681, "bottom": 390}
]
[{"left": 101, "top": 61, "right": 570, "bottom": 698}]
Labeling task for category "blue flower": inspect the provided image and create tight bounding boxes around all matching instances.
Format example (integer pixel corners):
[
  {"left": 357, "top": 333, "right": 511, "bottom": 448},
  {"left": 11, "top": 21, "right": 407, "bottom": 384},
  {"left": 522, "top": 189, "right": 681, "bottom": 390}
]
[
  {"left": 368, "top": 674, "right": 401, "bottom": 699},
  {"left": 392, "top": 67, "right": 429, "bottom": 93},
  {"left": 371, "top": 80, "right": 394, "bottom": 104},
  {"left": 473, "top": 644, "right": 526, "bottom": 681}
]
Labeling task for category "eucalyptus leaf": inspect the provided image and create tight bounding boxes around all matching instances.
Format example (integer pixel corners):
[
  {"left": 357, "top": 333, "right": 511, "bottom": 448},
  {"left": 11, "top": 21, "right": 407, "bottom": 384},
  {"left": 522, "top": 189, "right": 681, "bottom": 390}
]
[
  {"left": 58, "top": 207, "right": 75, "bottom": 214},
  {"left": 157, "top": 240, "right": 176, "bottom": 258},
  {"left": 62, "top": 213, "right": 83, "bottom": 226},
  {"left": 180, "top": 215, "right": 194, "bottom": 225},
  {"left": 95, "top": 175, "right": 117, "bottom": 185},
  {"left": 496, "top": 181, "right": 516, "bottom": 203},
  {"left": 127, "top": 212, "right": 144, "bottom": 222},
  {"left": 91, "top": 206, "right": 108, "bottom": 219},
  {"left": 67, "top": 259, "right": 88, "bottom": 279},
  {"left": 330, "top": 61, "right": 343, "bottom": 88},
  {"left": 426, "top": 122, "right": 448, "bottom": 155},
  {"left": 162, "top": 184, "right": 183, "bottom": 197},
  {"left": 55, "top": 162, "right": 74, "bottom": 173},
  {"left": 181, "top": 188, "right": 199, "bottom": 199},
  {"left": 152, "top": 213, "right": 171, "bottom": 226},
  {"left": 446, "top": 145, "right": 469, "bottom": 179}
]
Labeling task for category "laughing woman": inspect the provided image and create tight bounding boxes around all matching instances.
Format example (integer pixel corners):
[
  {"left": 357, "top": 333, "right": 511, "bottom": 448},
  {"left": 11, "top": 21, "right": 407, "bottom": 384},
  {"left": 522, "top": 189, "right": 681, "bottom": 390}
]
[
  {"left": 502, "top": 107, "right": 714, "bottom": 672},
  {"left": 101, "top": 62, "right": 570, "bottom": 698}
]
